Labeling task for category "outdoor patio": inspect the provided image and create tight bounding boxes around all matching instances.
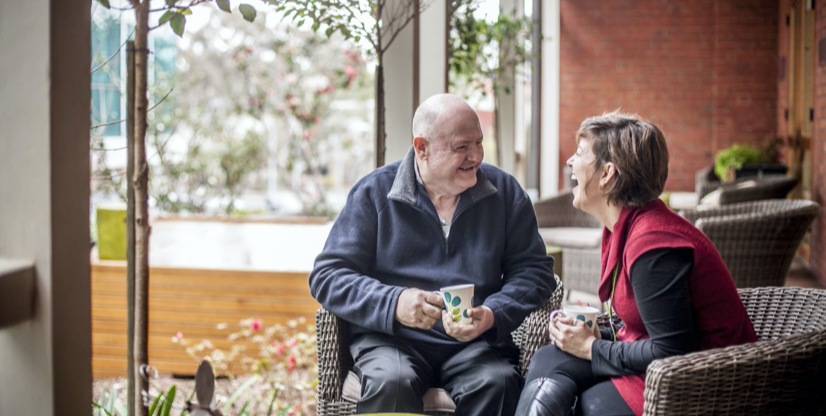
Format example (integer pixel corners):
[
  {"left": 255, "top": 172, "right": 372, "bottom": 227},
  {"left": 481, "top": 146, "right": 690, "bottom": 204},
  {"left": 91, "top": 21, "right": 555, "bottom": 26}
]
[{"left": 3, "top": 0, "right": 826, "bottom": 415}]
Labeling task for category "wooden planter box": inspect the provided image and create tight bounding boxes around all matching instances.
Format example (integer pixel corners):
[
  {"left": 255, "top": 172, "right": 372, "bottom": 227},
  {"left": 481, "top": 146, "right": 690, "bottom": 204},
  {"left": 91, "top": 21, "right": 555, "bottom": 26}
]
[{"left": 91, "top": 261, "right": 319, "bottom": 379}]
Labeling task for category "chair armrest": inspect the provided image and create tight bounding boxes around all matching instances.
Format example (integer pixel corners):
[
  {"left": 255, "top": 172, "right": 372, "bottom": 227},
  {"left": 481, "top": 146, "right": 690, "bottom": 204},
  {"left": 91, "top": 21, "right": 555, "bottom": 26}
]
[
  {"left": 515, "top": 275, "right": 564, "bottom": 377},
  {"left": 316, "top": 308, "right": 353, "bottom": 402},
  {"left": 642, "top": 329, "right": 826, "bottom": 416}
]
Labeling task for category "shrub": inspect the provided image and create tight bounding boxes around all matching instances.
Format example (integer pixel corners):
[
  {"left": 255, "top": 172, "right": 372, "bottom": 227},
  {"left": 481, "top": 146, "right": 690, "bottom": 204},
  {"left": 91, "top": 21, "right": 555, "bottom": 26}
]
[
  {"left": 714, "top": 143, "right": 767, "bottom": 182},
  {"left": 173, "top": 317, "right": 317, "bottom": 415}
]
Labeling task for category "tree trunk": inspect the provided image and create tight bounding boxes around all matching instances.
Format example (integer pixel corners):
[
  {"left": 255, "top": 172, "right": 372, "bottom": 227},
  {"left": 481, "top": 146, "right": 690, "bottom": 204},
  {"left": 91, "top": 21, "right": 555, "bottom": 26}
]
[
  {"left": 494, "top": 91, "right": 502, "bottom": 167},
  {"left": 375, "top": 61, "right": 386, "bottom": 167},
  {"left": 132, "top": 2, "right": 150, "bottom": 416}
]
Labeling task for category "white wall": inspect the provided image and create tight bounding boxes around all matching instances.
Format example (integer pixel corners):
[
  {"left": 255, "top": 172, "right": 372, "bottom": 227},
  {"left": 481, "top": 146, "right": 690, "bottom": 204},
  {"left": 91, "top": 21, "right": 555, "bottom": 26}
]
[
  {"left": 382, "top": 0, "right": 416, "bottom": 165},
  {"left": 419, "top": 0, "right": 447, "bottom": 106},
  {"left": 540, "top": 0, "right": 560, "bottom": 197},
  {"left": 384, "top": 0, "right": 448, "bottom": 165},
  {"left": 0, "top": 0, "right": 91, "bottom": 414}
]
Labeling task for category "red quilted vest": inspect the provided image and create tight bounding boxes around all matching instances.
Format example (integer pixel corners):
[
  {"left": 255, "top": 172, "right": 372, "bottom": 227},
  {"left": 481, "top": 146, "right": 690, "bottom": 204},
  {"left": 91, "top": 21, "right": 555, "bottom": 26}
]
[{"left": 597, "top": 200, "right": 757, "bottom": 415}]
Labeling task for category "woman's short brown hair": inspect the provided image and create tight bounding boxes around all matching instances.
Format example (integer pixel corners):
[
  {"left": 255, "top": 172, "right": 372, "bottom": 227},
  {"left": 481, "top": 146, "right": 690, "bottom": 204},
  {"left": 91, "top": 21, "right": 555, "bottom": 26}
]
[{"left": 576, "top": 111, "right": 669, "bottom": 208}]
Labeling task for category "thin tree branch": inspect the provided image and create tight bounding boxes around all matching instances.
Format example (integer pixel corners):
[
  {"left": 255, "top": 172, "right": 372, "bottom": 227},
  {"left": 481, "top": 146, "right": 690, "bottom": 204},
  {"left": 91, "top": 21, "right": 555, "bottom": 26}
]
[
  {"left": 381, "top": 3, "right": 418, "bottom": 53},
  {"left": 148, "top": 87, "right": 174, "bottom": 113},
  {"left": 90, "top": 87, "right": 173, "bottom": 130},
  {"left": 91, "top": 118, "right": 126, "bottom": 129},
  {"left": 92, "top": 146, "right": 129, "bottom": 151},
  {"left": 91, "top": 27, "right": 137, "bottom": 74}
]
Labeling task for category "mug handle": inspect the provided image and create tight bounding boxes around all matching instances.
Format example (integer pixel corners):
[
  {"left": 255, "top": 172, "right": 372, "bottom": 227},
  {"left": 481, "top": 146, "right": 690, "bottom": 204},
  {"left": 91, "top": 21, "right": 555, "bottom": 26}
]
[{"left": 548, "top": 310, "right": 568, "bottom": 334}]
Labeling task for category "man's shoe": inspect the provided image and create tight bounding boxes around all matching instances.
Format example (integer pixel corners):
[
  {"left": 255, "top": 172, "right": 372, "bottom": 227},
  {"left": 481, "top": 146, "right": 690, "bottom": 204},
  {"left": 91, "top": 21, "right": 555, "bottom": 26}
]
[{"left": 514, "top": 378, "right": 577, "bottom": 416}]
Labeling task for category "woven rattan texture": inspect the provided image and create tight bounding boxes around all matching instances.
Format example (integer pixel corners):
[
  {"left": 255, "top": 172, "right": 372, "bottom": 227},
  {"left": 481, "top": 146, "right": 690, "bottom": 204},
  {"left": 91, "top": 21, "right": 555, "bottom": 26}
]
[
  {"left": 561, "top": 247, "right": 602, "bottom": 294},
  {"left": 694, "top": 164, "right": 796, "bottom": 203},
  {"left": 642, "top": 287, "right": 826, "bottom": 416},
  {"left": 534, "top": 191, "right": 603, "bottom": 229},
  {"left": 680, "top": 199, "right": 820, "bottom": 287},
  {"left": 315, "top": 275, "right": 563, "bottom": 416},
  {"left": 695, "top": 165, "right": 720, "bottom": 199}
]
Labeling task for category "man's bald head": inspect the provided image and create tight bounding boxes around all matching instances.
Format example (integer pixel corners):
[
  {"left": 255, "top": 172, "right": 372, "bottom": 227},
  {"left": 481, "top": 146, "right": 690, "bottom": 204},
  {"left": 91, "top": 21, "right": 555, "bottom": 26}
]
[{"left": 412, "top": 94, "right": 480, "bottom": 144}]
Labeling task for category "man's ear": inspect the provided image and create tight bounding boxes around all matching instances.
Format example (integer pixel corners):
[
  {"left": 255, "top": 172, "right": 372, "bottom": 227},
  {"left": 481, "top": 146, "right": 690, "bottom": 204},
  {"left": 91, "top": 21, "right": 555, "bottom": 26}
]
[{"left": 413, "top": 137, "right": 428, "bottom": 159}]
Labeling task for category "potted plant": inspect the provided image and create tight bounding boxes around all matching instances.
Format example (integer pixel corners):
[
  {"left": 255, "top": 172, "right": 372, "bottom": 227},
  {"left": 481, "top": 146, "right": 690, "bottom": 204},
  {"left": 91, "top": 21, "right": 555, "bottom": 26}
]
[{"left": 714, "top": 139, "right": 786, "bottom": 182}]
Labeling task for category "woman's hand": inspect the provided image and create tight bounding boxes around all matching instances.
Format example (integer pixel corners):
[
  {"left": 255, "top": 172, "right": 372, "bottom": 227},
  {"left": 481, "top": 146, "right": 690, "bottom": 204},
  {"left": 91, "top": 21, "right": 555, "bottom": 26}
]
[
  {"left": 549, "top": 315, "right": 597, "bottom": 360},
  {"left": 573, "top": 300, "right": 601, "bottom": 340}
]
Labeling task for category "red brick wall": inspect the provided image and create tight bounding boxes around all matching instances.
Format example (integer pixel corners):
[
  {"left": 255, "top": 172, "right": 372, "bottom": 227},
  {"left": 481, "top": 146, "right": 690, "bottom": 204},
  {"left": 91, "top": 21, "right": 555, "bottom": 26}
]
[
  {"left": 778, "top": 0, "right": 790, "bottom": 139},
  {"left": 811, "top": 4, "right": 826, "bottom": 283},
  {"left": 560, "top": 0, "right": 778, "bottom": 191}
]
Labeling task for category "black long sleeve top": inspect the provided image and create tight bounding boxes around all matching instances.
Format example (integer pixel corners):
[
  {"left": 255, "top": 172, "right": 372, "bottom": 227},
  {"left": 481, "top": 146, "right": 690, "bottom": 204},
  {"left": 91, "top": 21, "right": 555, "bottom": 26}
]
[{"left": 591, "top": 247, "right": 698, "bottom": 377}]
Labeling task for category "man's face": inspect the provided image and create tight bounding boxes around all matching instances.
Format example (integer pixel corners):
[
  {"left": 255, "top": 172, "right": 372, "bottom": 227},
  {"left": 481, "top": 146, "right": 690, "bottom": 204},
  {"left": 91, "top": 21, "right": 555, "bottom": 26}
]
[{"left": 422, "top": 117, "right": 484, "bottom": 195}]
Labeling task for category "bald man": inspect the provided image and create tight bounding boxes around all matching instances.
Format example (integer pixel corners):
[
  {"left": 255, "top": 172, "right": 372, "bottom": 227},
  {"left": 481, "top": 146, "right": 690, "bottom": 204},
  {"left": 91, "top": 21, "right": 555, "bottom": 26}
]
[{"left": 309, "top": 94, "right": 555, "bottom": 415}]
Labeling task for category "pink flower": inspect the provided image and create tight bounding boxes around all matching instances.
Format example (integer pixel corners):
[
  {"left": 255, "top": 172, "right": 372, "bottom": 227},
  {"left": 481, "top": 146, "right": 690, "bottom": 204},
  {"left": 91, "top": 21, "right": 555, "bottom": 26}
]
[
  {"left": 272, "top": 340, "right": 286, "bottom": 355},
  {"left": 285, "top": 73, "right": 298, "bottom": 84},
  {"left": 344, "top": 66, "right": 357, "bottom": 78},
  {"left": 286, "top": 338, "right": 298, "bottom": 348},
  {"left": 175, "top": 332, "right": 183, "bottom": 339},
  {"left": 249, "top": 319, "right": 262, "bottom": 331},
  {"left": 288, "top": 404, "right": 301, "bottom": 415},
  {"left": 288, "top": 96, "right": 301, "bottom": 107},
  {"left": 287, "top": 355, "right": 296, "bottom": 372},
  {"left": 302, "top": 131, "right": 312, "bottom": 141}
]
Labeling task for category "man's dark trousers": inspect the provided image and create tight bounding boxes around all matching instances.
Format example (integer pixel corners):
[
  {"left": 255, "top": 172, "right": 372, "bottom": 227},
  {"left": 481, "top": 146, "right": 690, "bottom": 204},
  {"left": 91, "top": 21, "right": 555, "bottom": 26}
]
[{"left": 350, "top": 333, "right": 523, "bottom": 416}]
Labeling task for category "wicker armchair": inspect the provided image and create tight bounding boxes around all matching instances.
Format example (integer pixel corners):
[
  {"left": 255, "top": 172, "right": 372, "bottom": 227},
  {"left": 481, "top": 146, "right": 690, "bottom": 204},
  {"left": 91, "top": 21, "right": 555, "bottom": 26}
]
[
  {"left": 695, "top": 164, "right": 721, "bottom": 200},
  {"left": 315, "top": 275, "right": 563, "bottom": 416},
  {"left": 639, "top": 287, "right": 826, "bottom": 415},
  {"left": 534, "top": 192, "right": 602, "bottom": 296},
  {"left": 534, "top": 191, "right": 602, "bottom": 229},
  {"left": 699, "top": 175, "right": 798, "bottom": 206},
  {"left": 680, "top": 199, "right": 820, "bottom": 287}
]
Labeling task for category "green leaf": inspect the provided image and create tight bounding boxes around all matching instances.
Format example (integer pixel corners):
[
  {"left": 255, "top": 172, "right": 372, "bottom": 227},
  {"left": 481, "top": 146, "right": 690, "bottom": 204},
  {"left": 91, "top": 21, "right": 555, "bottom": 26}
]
[
  {"left": 161, "top": 385, "right": 176, "bottom": 416},
  {"left": 238, "top": 400, "right": 251, "bottom": 416},
  {"left": 96, "top": 0, "right": 111, "bottom": 9},
  {"left": 166, "top": 0, "right": 178, "bottom": 7},
  {"left": 266, "top": 387, "right": 280, "bottom": 416},
  {"left": 297, "top": 19, "right": 305, "bottom": 27},
  {"left": 159, "top": 11, "right": 175, "bottom": 26},
  {"left": 170, "top": 14, "right": 186, "bottom": 37},
  {"left": 222, "top": 375, "right": 260, "bottom": 412},
  {"left": 181, "top": 7, "right": 193, "bottom": 16},
  {"left": 444, "top": 293, "right": 451, "bottom": 304},
  {"left": 91, "top": 403, "right": 115, "bottom": 416},
  {"left": 147, "top": 393, "right": 163, "bottom": 416},
  {"left": 451, "top": 296, "right": 461, "bottom": 307},
  {"left": 239, "top": 4, "right": 256, "bottom": 22},
  {"left": 215, "top": 0, "right": 231, "bottom": 13}
]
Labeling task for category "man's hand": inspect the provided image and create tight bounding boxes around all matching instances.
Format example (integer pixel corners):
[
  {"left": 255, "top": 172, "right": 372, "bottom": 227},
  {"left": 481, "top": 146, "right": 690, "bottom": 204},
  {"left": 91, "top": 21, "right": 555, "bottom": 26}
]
[
  {"left": 442, "top": 306, "right": 495, "bottom": 342},
  {"left": 395, "top": 288, "right": 445, "bottom": 330}
]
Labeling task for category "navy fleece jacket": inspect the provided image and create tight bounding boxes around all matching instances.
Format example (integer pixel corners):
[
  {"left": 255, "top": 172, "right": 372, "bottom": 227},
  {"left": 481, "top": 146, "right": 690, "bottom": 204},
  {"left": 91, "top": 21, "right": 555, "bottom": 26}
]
[{"left": 308, "top": 147, "right": 555, "bottom": 346}]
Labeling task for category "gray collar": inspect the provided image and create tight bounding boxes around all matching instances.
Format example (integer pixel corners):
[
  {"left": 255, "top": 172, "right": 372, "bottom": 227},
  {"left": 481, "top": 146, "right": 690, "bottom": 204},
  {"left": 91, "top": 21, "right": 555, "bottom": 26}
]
[{"left": 388, "top": 146, "right": 497, "bottom": 205}]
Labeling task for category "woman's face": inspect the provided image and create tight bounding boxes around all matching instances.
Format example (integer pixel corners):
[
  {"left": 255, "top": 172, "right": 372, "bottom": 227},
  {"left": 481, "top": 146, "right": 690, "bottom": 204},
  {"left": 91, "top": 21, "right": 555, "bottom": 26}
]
[{"left": 566, "top": 138, "right": 604, "bottom": 214}]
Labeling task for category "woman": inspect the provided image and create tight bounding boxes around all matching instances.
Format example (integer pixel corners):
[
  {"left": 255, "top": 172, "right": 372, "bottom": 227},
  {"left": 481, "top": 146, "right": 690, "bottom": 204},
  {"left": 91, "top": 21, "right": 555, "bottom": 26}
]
[{"left": 514, "top": 112, "right": 757, "bottom": 416}]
